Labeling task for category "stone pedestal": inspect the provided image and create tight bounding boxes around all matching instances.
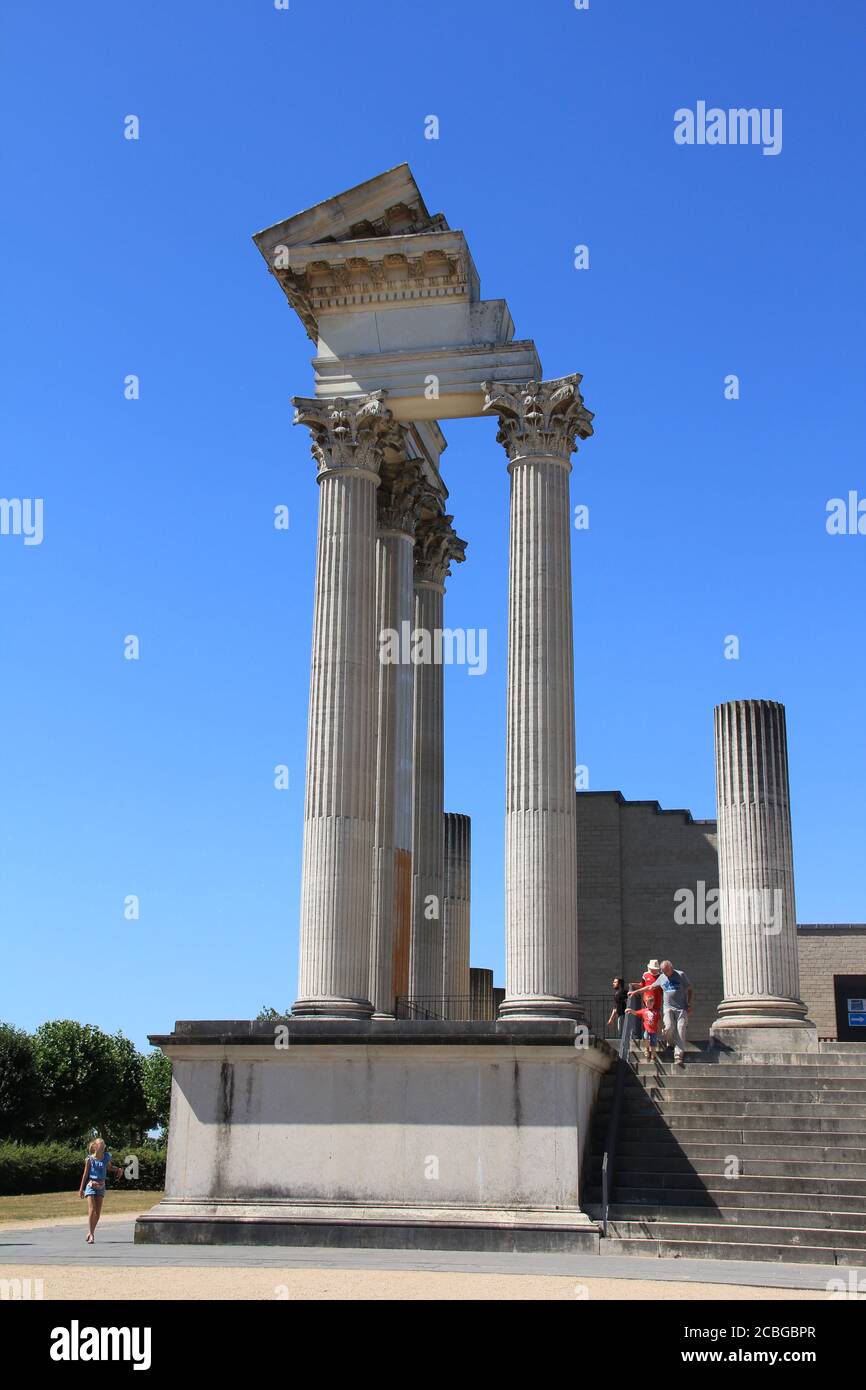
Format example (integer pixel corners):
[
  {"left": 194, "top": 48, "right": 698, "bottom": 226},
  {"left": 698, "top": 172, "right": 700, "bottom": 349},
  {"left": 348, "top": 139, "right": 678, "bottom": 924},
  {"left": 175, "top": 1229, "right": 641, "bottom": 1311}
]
[
  {"left": 710, "top": 699, "right": 817, "bottom": 1052},
  {"left": 134, "top": 1020, "right": 611, "bottom": 1253},
  {"left": 484, "top": 378, "right": 593, "bottom": 1022}
]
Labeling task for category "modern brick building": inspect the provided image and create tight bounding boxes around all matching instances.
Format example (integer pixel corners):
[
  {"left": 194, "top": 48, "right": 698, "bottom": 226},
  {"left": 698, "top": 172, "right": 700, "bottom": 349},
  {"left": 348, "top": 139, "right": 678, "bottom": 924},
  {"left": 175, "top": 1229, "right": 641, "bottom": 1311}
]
[{"left": 576, "top": 790, "right": 866, "bottom": 1040}]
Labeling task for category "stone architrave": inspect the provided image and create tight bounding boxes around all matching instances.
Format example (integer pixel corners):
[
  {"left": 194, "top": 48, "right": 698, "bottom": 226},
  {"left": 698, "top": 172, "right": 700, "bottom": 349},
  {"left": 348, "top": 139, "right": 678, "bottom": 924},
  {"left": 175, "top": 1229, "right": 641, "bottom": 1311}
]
[
  {"left": 292, "top": 393, "right": 398, "bottom": 1019},
  {"left": 408, "top": 512, "right": 467, "bottom": 1008},
  {"left": 442, "top": 812, "right": 471, "bottom": 1018},
  {"left": 483, "top": 376, "right": 593, "bottom": 1021},
  {"left": 369, "top": 463, "right": 425, "bottom": 1016},
  {"left": 711, "top": 699, "right": 817, "bottom": 1051}
]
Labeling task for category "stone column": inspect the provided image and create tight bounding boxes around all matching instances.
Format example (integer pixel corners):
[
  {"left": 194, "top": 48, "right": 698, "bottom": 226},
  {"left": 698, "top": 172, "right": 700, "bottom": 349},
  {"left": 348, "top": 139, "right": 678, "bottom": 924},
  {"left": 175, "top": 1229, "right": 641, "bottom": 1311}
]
[
  {"left": 442, "top": 812, "right": 471, "bottom": 1018},
  {"left": 483, "top": 377, "right": 593, "bottom": 1021},
  {"left": 369, "top": 465, "right": 423, "bottom": 1017},
  {"left": 470, "top": 967, "right": 495, "bottom": 1021},
  {"left": 292, "top": 393, "right": 396, "bottom": 1019},
  {"left": 408, "top": 514, "right": 466, "bottom": 1009},
  {"left": 711, "top": 699, "right": 816, "bottom": 1050}
]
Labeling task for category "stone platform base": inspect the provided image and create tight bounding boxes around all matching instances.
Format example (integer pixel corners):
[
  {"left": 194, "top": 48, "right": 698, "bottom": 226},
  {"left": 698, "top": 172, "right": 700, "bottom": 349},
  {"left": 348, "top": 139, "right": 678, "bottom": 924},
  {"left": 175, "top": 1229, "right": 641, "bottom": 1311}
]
[
  {"left": 136, "top": 1200, "right": 600, "bottom": 1253},
  {"left": 710, "top": 1021, "right": 819, "bottom": 1056},
  {"left": 135, "top": 1019, "right": 612, "bottom": 1252}
]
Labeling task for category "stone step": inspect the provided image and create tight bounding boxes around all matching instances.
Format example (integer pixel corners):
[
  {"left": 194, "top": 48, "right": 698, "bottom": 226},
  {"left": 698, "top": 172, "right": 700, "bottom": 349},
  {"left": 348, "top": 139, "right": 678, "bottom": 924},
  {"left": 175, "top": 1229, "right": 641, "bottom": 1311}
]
[
  {"left": 587, "top": 1203, "right": 866, "bottom": 1231},
  {"left": 609, "top": 1170, "right": 866, "bottom": 1197},
  {"left": 588, "top": 1154, "right": 866, "bottom": 1178},
  {"left": 610, "top": 1140, "right": 866, "bottom": 1163},
  {"left": 582, "top": 1185, "right": 866, "bottom": 1214},
  {"left": 620, "top": 1081, "right": 866, "bottom": 1099},
  {"left": 590, "top": 1119, "right": 866, "bottom": 1143},
  {"left": 596, "top": 1219, "right": 866, "bottom": 1250},
  {"left": 599, "top": 1236, "right": 862, "bottom": 1265},
  {"left": 595, "top": 1099, "right": 866, "bottom": 1119},
  {"left": 631, "top": 1060, "right": 866, "bottom": 1076}
]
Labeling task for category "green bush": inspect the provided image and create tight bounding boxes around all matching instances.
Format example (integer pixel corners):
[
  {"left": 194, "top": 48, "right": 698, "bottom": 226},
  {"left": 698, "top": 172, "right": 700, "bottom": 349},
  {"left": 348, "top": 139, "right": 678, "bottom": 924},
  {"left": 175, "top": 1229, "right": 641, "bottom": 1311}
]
[{"left": 0, "top": 1142, "right": 166, "bottom": 1196}]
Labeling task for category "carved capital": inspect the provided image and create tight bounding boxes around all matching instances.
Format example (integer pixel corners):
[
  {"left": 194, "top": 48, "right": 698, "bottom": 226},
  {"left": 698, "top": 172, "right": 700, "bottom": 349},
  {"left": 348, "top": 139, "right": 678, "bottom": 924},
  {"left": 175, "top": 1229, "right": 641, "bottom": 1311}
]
[
  {"left": 482, "top": 375, "right": 594, "bottom": 462},
  {"left": 377, "top": 463, "right": 426, "bottom": 535},
  {"left": 292, "top": 393, "right": 397, "bottom": 477},
  {"left": 414, "top": 513, "right": 468, "bottom": 587}
]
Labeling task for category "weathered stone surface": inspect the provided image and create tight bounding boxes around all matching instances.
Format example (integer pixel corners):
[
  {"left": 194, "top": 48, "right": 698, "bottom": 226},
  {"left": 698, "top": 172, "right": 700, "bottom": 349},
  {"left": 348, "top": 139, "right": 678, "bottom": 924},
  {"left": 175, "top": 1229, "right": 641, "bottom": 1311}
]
[
  {"left": 484, "top": 377, "right": 593, "bottom": 1021},
  {"left": 134, "top": 1027, "right": 611, "bottom": 1251},
  {"left": 408, "top": 515, "right": 466, "bottom": 1005},
  {"left": 292, "top": 395, "right": 397, "bottom": 1019},
  {"left": 711, "top": 699, "right": 817, "bottom": 1050},
  {"left": 442, "top": 813, "right": 471, "bottom": 1016}
]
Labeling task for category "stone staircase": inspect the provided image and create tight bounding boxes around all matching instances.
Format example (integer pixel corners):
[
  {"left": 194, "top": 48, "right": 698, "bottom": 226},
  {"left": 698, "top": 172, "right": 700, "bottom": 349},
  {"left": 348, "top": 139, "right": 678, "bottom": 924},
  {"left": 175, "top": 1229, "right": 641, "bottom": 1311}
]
[{"left": 583, "top": 1044, "right": 866, "bottom": 1266}]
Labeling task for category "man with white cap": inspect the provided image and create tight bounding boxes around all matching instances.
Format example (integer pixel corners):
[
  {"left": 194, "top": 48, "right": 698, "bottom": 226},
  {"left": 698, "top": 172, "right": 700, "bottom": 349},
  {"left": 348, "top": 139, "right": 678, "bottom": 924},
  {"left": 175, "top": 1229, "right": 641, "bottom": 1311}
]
[{"left": 630, "top": 960, "right": 693, "bottom": 1065}]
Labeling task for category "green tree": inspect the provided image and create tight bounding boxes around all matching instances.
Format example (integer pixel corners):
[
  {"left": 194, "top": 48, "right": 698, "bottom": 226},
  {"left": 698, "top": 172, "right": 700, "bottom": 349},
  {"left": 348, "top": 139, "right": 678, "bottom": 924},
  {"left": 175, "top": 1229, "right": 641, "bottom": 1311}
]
[
  {"left": 141, "top": 1050, "right": 172, "bottom": 1135},
  {"left": 103, "top": 1032, "right": 149, "bottom": 1144},
  {"left": 32, "top": 1020, "right": 119, "bottom": 1143},
  {"left": 0, "top": 1023, "right": 41, "bottom": 1140}
]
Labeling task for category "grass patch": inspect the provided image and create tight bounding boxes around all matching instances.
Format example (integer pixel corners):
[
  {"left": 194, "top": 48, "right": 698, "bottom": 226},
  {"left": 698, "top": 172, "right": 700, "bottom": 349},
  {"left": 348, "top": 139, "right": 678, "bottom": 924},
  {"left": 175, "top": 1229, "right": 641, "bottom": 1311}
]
[{"left": 0, "top": 1190, "right": 163, "bottom": 1223}]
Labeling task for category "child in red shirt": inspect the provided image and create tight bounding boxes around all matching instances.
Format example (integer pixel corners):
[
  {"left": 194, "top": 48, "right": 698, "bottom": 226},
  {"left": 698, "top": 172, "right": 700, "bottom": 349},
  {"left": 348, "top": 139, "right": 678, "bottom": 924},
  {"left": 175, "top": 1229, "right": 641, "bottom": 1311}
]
[{"left": 627, "top": 992, "right": 661, "bottom": 1060}]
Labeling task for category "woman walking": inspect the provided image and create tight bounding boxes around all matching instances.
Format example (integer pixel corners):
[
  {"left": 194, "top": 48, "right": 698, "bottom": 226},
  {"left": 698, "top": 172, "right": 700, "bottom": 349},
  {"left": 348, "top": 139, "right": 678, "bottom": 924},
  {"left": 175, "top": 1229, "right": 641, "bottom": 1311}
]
[{"left": 78, "top": 1137, "right": 123, "bottom": 1243}]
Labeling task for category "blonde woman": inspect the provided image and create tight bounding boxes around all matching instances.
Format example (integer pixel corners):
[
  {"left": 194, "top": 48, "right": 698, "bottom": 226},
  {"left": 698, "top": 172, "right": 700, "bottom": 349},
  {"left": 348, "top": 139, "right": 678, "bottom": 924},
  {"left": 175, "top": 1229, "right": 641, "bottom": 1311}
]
[{"left": 78, "top": 1138, "right": 123, "bottom": 1243}]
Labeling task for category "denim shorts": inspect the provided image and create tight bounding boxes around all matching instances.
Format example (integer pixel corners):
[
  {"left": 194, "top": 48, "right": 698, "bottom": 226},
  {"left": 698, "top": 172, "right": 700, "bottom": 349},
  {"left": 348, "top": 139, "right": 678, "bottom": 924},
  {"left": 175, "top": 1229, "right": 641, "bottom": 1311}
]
[{"left": 84, "top": 1184, "right": 105, "bottom": 1198}]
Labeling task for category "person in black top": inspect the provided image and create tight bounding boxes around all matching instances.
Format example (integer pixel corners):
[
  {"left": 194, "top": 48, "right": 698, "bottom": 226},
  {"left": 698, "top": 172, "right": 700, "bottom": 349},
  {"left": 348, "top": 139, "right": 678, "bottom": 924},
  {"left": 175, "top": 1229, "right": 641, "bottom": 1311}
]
[{"left": 607, "top": 977, "right": 629, "bottom": 1035}]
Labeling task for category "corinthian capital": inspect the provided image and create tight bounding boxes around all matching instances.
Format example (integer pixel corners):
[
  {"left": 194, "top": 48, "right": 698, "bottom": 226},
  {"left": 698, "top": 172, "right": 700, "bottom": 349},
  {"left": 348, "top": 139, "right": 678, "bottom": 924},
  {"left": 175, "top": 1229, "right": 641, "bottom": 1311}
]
[
  {"left": 482, "top": 375, "right": 594, "bottom": 462},
  {"left": 414, "top": 514, "right": 468, "bottom": 587},
  {"left": 377, "top": 463, "right": 426, "bottom": 535},
  {"left": 293, "top": 393, "right": 398, "bottom": 477}
]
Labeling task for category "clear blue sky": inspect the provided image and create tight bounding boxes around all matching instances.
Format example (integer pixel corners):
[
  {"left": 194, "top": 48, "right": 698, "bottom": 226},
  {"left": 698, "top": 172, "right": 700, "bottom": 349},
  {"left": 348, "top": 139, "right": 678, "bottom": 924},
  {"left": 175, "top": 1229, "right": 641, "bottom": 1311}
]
[{"left": 2, "top": 1, "right": 864, "bottom": 1052}]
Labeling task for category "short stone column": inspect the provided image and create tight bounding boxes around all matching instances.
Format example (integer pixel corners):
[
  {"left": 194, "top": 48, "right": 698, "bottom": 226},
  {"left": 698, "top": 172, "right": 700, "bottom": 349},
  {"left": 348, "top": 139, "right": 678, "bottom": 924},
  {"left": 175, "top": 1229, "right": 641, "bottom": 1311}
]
[
  {"left": 369, "top": 465, "right": 423, "bottom": 1017},
  {"left": 442, "top": 812, "right": 471, "bottom": 1018},
  {"left": 408, "top": 515, "right": 466, "bottom": 1009},
  {"left": 469, "top": 967, "right": 495, "bottom": 1021},
  {"left": 483, "top": 377, "right": 593, "bottom": 1021},
  {"left": 292, "top": 394, "right": 396, "bottom": 1020},
  {"left": 711, "top": 699, "right": 816, "bottom": 1050}
]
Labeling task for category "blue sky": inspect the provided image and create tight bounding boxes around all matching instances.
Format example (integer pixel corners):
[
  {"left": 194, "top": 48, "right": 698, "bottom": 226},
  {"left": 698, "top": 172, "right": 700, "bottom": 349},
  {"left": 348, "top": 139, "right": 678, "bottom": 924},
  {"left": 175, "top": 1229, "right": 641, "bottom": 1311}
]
[{"left": 2, "top": 1, "right": 864, "bottom": 1052}]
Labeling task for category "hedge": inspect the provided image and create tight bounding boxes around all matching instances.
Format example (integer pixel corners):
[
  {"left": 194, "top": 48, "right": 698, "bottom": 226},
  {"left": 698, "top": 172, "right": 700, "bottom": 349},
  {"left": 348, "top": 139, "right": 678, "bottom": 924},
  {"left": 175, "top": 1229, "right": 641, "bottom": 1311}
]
[{"left": 0, "top": 1142, "right": 166, "bottom": 1196}]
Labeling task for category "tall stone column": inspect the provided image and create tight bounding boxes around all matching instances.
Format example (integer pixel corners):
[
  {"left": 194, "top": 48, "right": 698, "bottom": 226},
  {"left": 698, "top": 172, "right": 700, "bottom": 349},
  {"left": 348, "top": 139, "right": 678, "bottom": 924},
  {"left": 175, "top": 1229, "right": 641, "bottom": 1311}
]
[
  {"left": 369, "top": 465, "right": 423, "bottom": 1017},
  {"left": 711, "top": 699, "right": 816, "bottom": 1051},
  {"left": 442, "top": 812, "right": 471, "bottom": 1018},
  {"left": 292, "top": 393, "right": 396, "bottom": 1019},
  {"left": 408, "top": 514, "right": 466, "bottom": 1008},
  {"left": 483, "top": 377, "right": 593, "bottom": 1021}
]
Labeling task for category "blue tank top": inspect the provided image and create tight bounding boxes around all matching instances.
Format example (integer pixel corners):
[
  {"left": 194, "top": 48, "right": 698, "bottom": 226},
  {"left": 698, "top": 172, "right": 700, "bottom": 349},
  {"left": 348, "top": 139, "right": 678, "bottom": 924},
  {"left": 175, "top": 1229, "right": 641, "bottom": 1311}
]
[{"left": 87, "top": 1152, "right": 110, "bottom": 1185}]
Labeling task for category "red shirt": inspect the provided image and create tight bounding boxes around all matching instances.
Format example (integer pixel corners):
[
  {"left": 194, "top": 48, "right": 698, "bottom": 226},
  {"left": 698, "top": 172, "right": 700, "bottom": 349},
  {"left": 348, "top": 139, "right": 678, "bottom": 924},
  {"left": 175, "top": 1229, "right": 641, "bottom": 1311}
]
[
  {"left": 637, "top": 1006, "right": 660, "bottom": 1035},
  {"left": 642, "top": 972, "right": 663, "bottom": 1011}
]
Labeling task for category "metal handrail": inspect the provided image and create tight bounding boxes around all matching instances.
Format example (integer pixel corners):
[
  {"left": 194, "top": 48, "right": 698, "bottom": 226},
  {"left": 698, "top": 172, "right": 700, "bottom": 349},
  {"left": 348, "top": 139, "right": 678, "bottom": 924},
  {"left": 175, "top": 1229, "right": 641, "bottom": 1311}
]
[{"left": 600, "top": 1006, "right": 638, "bottom": 1237}]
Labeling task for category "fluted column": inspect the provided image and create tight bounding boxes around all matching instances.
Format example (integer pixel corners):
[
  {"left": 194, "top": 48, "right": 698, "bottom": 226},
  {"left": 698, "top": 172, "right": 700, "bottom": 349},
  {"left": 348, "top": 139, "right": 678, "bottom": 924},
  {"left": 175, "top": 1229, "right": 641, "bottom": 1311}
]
[
  {"left": 292, "top": 393, "right": 397, "bottom": 1019},
  {"left": 483, "top": 376, "right": 594, "bottom": 1021},
  {"left": 408, "top": 514, "right": 466, "bottom": 1008},
  {"left": 711, "top": 699, "right": 816, "bottom": 1048},
  {"left": 442, "top": 812, "right": 471, "bottom": 1018},
  {"left": 369, "top": 465, "right": 423, "bottom": 1016}
]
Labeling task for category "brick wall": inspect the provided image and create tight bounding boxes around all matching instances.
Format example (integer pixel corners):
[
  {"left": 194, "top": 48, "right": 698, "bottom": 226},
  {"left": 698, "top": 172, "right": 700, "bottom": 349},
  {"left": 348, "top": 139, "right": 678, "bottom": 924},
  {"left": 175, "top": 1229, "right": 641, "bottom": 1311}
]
[
  {"left": 575, "top": 792, "right": 866, "bottom": 1041},
  {"left": 576, "top": 792, "right": 719, "bottom": 1038},
  {"left": 796, "top": 927, "right": 866, "bottom": 1038}
]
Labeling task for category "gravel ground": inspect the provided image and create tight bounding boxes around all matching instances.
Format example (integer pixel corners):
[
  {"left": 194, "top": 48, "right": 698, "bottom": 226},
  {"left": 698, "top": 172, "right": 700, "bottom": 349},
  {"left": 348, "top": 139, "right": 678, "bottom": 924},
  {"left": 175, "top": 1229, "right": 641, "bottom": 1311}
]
[{"left": 0, "top": 1262, "right": 829, "bottom": 1301}]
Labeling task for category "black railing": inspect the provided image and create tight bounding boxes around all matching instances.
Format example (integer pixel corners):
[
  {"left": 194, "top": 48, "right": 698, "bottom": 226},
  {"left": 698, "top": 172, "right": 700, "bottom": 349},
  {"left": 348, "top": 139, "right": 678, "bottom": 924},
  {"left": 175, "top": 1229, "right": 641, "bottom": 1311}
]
[
  {"left": 394, "top": 995, "right": 626, "bottom": 1037},
  {"left": 600, "top": 1006, "right": 639, "bottom": 1237}
]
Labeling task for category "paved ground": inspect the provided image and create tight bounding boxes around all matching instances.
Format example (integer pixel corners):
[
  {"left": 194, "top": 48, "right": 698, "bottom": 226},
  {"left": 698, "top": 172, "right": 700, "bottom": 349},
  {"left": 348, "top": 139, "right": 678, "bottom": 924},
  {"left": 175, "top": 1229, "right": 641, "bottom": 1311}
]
[{"left": 0, "top": 1216, "right": 855, "bottom": 1299}]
